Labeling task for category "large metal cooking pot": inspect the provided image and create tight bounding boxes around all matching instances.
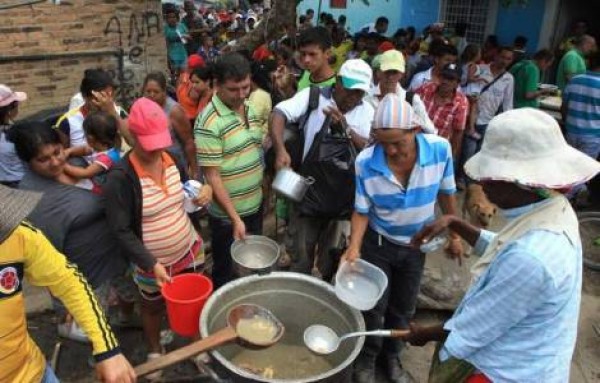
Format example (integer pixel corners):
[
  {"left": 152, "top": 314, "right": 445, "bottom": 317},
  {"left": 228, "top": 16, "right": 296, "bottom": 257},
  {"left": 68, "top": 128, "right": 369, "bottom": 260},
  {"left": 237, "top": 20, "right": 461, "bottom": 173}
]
[
  {"left": 272, "top": 168, "right": 314, "bottom": 202},
  {"left": 200, "top": 272, "right": 365, "bottom": 383}
]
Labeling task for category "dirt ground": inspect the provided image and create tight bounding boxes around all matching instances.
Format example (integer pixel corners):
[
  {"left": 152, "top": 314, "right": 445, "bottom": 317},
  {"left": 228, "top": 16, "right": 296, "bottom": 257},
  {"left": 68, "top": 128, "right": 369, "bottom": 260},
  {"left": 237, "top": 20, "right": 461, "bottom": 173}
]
[{"left": 25, "top": 194, "right": 600, "bottom": 382}]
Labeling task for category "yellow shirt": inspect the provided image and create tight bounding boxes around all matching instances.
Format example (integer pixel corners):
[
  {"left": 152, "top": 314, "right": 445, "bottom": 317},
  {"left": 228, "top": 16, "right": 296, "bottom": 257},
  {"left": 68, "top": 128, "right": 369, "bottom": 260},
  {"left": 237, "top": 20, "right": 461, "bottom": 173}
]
[
  {"left": 248, "top": 88, "right": 272, "bottom": 138},
  {"left": 0, "top": 223, "right": 118, "bottom": 382},
  {"left": 332, "top": 40, "right": 353, "bottom": 73}
]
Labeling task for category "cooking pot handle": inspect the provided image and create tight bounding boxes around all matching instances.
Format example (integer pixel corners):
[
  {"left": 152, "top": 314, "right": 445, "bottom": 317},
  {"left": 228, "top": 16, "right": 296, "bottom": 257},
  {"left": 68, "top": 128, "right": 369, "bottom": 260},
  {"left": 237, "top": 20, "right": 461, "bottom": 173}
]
[{"left": 305, "top": 176, "right": 316, "bottom": 185}]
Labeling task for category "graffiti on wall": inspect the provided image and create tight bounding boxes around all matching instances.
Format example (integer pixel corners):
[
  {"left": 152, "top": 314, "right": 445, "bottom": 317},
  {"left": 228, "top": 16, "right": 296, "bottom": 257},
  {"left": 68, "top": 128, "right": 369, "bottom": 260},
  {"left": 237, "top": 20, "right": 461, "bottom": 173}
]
[{"left": 104, "top": 10, "right": 161, "bottom": 106}]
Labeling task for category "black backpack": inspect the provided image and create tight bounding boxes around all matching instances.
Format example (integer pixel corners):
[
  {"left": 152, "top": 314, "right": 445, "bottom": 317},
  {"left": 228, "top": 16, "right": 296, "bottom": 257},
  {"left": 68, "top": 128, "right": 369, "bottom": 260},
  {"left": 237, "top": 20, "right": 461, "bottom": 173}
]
[{"left": 265, "top": 85, "right": 321, "bottom": 173}]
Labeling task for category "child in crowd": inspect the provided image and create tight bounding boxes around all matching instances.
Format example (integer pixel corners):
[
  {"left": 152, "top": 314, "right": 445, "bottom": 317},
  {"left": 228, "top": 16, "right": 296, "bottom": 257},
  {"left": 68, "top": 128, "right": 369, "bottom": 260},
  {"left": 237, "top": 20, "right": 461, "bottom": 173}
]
[
  {"left": 64, "top": 111, "right": 121, "bottom": 194},
  {"left": 460, "top": 44, "right": 488, "bottom": 138}
]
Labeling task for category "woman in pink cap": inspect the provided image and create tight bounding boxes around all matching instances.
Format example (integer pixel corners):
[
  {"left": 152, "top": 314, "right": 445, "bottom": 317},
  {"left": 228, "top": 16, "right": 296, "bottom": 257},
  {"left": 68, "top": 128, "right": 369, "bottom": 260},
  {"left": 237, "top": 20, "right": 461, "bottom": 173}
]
[
  {"left": 0, "top": 84, "right": 27, "bottom": 188},
  {"left": 104, "top": 97, "right": 212, "bottom": 378}
]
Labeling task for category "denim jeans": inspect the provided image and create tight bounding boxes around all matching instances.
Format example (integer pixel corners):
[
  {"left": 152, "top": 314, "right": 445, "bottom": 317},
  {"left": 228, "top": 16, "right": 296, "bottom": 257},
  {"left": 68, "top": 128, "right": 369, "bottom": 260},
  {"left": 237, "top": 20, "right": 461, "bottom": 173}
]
[
  {"left": 566, "top": 133, "right": 600, "bottom": 197},
  {"left": 41, "top": 363, "right": 60, "bottom": 383},
  {"left": 208, "top": 210, "right": 263, "bottom": 288},
  {"left": 567, "top": 133, "right": 600, "bottom": 159},
  {"left": 359, "top": 228, "right": 426, "bottom": 361},
  {"left": 460, "top": 124, "right": 488, "bottom": 182}
]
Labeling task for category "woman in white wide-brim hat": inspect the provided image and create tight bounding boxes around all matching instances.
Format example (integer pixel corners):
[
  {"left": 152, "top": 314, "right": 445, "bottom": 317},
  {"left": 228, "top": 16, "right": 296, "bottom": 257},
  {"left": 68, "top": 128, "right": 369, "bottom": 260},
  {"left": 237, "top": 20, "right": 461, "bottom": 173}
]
[{"left": 401, "top": 108, "right": 600, "bottom": 383}]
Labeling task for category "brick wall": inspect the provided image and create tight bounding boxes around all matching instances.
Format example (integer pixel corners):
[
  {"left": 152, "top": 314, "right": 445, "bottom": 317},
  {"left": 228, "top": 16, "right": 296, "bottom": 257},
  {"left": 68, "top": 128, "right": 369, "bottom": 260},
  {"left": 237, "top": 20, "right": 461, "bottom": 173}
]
[{"left": 0, "top": 0, "right": 168, "bottom": 118}]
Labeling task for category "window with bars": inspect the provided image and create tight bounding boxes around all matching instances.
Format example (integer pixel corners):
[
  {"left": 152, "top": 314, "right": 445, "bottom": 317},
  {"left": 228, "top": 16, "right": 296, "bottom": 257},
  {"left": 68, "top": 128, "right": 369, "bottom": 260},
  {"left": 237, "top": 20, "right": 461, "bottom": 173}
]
[{"left": 441, "top": 0, "right": 491, "bottom": 46}]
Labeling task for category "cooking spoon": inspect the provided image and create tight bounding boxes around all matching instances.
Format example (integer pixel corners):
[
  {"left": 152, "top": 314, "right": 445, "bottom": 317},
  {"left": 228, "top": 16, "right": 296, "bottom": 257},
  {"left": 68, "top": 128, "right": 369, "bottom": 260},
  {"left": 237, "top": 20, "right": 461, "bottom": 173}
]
[
  {"left": 135, "top": 304, "right": 284, "bottom": 377},
  {"left": 304, "top": 324, "right": 409, "bottom": 355}
]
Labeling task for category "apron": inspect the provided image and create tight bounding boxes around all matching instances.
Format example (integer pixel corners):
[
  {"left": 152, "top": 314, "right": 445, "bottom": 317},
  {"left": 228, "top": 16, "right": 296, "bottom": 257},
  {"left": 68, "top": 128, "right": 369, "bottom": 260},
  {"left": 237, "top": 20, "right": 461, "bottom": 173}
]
[{"left": 470, "top": 194, "right": 579, "bottom": 282}]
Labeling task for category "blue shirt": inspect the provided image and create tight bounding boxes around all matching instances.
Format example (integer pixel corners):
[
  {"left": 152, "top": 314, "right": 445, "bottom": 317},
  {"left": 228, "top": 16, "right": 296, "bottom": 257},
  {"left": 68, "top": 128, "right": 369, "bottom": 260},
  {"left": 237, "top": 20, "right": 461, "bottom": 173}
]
[
  {"left": 354, "top": 133, "right": 456, "bottom": 244},
  {"left": 440, "top": 202, "right": 581, "bottom": 382},
  {"left": 563, "top": 71, "right": 600, "bottom": 136}
]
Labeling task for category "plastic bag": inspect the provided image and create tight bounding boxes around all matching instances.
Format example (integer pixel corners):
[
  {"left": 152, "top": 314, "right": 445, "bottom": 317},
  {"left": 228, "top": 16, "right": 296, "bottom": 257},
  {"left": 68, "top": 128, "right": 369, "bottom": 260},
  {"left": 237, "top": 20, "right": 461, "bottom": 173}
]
[{"left": 298, "top": 117, "right": 357, "bottom": 219}]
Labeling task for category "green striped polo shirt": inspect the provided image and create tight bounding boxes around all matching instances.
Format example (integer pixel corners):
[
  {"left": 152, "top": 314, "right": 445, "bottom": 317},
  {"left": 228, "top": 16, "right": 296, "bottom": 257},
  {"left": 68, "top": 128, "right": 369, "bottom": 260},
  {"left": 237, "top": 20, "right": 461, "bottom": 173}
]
[{"left": 195, "top": 94, "right": 264, "bottom": 219}]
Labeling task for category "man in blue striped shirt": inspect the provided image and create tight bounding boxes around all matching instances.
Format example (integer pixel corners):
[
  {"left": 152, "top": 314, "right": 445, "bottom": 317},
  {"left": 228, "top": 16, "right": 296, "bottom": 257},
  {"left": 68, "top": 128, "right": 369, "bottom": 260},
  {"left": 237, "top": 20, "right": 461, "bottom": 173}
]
[
  {"left": 562, "top": 52, "right": 600, "bottom": 159},
  {"left": 342, "top": 94, "right": 462, "bottom": 383},
  {"left": 406, "top": 108, "right": 600, "bottom": 382}
]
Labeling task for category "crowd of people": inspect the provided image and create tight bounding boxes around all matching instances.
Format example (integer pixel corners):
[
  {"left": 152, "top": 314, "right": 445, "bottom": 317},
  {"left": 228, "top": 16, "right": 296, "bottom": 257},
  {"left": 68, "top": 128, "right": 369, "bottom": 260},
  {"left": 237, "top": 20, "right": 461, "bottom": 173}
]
[{"left": 0, "top": 3, "right": 599, "bottom": 383}]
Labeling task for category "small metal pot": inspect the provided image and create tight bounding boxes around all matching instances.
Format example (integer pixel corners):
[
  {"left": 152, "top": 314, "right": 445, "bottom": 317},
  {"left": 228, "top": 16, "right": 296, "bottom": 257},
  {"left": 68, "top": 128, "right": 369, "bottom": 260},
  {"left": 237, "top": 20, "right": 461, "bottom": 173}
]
[
  {"left": 231, "top": 235, "right": 280, "bottom": 277},
  {"left": 272, "top": 168, "right": 314, "bottom": 202}
]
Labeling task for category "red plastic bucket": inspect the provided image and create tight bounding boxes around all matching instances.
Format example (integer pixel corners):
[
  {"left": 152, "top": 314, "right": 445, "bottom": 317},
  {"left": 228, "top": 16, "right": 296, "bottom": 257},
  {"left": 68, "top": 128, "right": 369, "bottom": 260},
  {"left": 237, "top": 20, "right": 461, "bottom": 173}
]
[{"left": 162, "top": 273, "right": 213, "bottom": 337}]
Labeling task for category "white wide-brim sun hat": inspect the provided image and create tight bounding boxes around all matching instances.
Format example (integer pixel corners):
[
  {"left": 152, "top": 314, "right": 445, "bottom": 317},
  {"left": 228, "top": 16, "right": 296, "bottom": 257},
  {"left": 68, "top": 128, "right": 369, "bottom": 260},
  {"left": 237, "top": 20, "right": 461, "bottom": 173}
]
[{"left": 465, "top": 108, "right": 600, "bottom": 189}]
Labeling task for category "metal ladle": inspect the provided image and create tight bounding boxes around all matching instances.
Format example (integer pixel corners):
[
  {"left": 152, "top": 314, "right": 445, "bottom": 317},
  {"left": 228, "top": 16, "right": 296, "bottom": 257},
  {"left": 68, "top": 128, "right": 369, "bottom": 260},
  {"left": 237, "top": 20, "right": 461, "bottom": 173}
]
[
  {"left": 304, "top": 324, "right": 409, "bottom": 355},
  {"left": 135, "top": 304, "right": 284, "bottom": 377}
]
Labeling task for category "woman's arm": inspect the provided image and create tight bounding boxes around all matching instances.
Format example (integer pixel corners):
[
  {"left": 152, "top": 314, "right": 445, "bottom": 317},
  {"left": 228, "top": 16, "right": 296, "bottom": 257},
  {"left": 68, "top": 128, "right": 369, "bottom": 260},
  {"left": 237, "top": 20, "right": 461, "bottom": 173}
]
[
  {"left": 103, "top": 168, "right": 156, "bottom": 271},
  {"left": 170, "top": 105, "right": 199, "bottom": 180}
]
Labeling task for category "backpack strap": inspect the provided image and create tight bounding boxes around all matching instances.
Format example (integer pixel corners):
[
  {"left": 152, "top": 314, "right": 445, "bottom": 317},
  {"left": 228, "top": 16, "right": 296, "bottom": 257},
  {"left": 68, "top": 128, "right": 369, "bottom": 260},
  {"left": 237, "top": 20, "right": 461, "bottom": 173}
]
[
  {"left": 405, "top": 90, "right": 415, "bottom": 106},
  {"left": 298, "top": 85, "right": 321, "bottom": 131}
]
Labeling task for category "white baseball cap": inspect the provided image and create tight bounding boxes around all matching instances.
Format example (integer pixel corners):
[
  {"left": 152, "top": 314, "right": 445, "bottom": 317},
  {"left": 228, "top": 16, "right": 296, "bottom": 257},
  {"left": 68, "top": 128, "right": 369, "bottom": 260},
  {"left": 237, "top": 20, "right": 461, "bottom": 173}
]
[{"left": 338, "top": 59, "right": 373, "bottom": 92}]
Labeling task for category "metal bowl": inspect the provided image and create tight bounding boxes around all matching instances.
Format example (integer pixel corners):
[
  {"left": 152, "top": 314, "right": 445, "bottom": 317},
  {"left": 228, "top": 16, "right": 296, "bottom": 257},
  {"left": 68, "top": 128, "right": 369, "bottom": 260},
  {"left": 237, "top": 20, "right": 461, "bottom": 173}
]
[{"left": 231, "top": 235, "right": 280, "bottom": 277}]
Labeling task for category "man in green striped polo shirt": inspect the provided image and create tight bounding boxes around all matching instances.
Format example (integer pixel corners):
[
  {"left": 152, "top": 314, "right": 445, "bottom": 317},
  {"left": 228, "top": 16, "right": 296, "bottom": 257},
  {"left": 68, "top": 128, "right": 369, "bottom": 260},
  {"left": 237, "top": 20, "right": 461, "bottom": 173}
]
[{"left": 195, "top": 53, "right": 265, "bottom": 288}]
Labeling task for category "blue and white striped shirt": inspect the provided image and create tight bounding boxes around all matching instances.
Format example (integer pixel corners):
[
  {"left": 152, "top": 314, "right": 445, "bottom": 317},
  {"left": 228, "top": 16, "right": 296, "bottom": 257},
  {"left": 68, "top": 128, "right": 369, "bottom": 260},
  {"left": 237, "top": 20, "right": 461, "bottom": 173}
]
[
  {"left": 441, "top": 207, "right": 581, "bottom": 382},
  {"left": 354, "top": 133, "right": 456, "bottom": 244},
  {"left": 563, "top": 71, "right": 600, "bottom": 136}
]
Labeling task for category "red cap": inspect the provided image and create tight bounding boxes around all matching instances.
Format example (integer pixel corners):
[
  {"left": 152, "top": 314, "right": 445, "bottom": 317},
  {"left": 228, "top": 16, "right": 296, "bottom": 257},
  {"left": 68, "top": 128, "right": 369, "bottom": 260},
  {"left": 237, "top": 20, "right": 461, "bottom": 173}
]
[
  {"left": 128, "top": 98, "right": 172, "bottom": 151},
  {"left": 252, "top": 44, "right": 272, "bottom": 62},
  {"left": 378, "top": 41, "right": 395, "bottom": 53},
  {"left": 187, "top": 54, "right": 205, "bottom": 70}
]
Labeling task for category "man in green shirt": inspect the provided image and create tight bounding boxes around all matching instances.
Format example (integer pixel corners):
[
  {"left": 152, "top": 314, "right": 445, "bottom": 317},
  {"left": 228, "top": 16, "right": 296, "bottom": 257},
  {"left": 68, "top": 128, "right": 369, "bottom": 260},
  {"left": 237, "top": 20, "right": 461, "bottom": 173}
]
[
  {"left": 195, "top": 53, "right": 264, "bottom": 288},
  {"left": 511, "top": 49, "right": 555, "bottom": 108},
  {"left": 296, "top": 26, "right": 337, "bottom": 91},
  {"left": 556, "top": 35, "right": 596, "bottom": 90}
]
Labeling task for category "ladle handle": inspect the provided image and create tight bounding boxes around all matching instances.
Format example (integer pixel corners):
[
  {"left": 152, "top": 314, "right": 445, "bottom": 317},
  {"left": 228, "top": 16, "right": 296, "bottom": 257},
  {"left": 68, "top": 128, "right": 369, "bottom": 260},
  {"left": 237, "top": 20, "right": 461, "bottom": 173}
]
[
  {"left": 134, "top": 327, "right": 237, "bottom": 377},
  {"left": 341, "top": 329, "right": 411, "bottom": 342},
  {"left": 390, "top": 329, "right": 410, "bottom": 338}
]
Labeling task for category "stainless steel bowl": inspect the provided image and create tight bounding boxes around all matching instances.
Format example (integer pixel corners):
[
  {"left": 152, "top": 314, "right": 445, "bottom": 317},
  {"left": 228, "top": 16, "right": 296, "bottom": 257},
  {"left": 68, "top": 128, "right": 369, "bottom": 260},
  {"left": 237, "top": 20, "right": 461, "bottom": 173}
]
[
  {"left": 272, "top": 168, "right": 314, "bottom": 202},
  {"left": 231, "top": 235, "right": 280, "bottom": 277}
]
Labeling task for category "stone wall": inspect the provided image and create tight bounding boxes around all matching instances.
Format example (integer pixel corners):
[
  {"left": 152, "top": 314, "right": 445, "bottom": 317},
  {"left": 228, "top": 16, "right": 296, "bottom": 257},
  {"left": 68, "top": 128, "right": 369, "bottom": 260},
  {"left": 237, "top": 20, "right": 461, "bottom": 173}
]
[{"left": 0, "top": 0, "right": 168, "bottom": 118}]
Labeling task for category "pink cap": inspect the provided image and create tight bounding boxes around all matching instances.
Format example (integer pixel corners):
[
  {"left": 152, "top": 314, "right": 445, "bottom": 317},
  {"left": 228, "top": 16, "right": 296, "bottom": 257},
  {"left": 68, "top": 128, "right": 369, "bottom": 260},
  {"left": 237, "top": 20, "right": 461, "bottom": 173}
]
[
  {"left": 128, "top": 98, "right": 172, "bottom": 151},
  {"left": 0, "top": 85, "right": 27, "bottom": 107}
]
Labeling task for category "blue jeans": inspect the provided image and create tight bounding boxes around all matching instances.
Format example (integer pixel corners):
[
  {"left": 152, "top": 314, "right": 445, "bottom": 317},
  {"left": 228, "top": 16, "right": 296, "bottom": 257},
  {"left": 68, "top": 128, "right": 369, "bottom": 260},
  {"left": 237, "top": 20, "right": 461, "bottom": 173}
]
[
  {"left": 460, "top": 124, "right": 488, "bottom": 182},
  {"left": 41, "top": 363, "right": 60, "bottom": 383},
  {"left": 566, "top": 133, "right": 600, "bottom": 196},
  {"left": 359, "top": 228, "right": 426, "bottom": 361},
  {"left": 567, "top": 133, "right": 600, "bottom": 159}
]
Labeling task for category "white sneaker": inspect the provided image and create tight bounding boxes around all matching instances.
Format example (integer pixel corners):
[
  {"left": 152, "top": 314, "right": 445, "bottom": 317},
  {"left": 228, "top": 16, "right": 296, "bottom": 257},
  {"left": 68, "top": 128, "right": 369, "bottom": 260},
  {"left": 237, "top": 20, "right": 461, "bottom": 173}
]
[
  {"left": 57, "top": 321, "right": 90, "bottom": 343},
  {"left": 146, "top": 352, "right": 164, "bottom": 381}
]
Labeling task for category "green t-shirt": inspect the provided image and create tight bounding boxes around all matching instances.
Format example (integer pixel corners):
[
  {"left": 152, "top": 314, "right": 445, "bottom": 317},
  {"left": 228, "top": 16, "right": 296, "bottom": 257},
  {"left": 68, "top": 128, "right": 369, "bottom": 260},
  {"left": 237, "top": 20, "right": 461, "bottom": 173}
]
[
  {"left": 194, "top": 95, "right": 264, "bottom": 219},
  {"left": 556, "top": 49, "right": 586, "bottom": 90},
  {"left": 511, "top": 60, "right": 540, "bottom": 108},
  {"left": 297, "top": 70, "right": 337, "bottom": 91}
]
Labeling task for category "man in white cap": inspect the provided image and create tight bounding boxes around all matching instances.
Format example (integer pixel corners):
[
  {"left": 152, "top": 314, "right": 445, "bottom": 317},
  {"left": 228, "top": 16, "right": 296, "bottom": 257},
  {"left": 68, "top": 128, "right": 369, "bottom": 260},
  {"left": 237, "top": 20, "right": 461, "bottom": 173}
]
[
  {"left": 365, "top": 49, "right": 437, "bottom": 135},
  {"left": 271, "top": 59, "right": 375, "bottom": 277},
  {"left": 406, "top": 108, "right": 600, "bottom": 382},
  {"left": 341, "top": 94, "right": 461, "bottom": 383},
  {"left": 0, "top": 186, "right": 136, "bottom": 383}
]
